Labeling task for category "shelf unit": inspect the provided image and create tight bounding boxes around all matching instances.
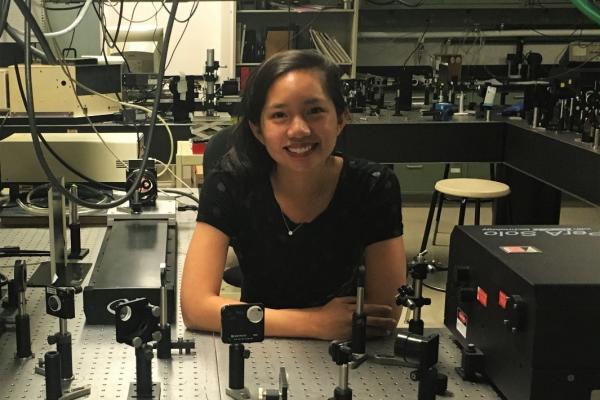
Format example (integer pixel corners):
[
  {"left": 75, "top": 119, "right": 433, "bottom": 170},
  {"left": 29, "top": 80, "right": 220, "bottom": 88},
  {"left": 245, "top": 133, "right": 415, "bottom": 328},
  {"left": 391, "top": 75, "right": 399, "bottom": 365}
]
[{"left": 233, "top": 0, "right": 359, "bottom": 80}]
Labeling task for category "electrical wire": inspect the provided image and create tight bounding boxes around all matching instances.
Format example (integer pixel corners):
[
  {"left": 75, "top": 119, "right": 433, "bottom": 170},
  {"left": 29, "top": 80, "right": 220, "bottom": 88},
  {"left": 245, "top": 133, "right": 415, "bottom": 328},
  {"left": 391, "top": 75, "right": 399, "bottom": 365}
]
[
  {"left": 0, "top": 0, "right": 10, "bottom": 38},
  {"left": 104, "top": 0, "right": 124, "bottom": 49},
  {"left": 93, "top": 2, "right": 132, "bottom": 72},
  {"left": 11, "top": 63, "right": 123, "bottom": 192},
  {"left": 402, "top": 20, "right": 430, "bottom": 66},
  {"left": 25, "top": 183, "right": 111, "bottom": 205},
  {"left": 37, "top": 8, "right": 133, "bottom": 176},
  {"left": 152, "top": 158, "right": 195, "bottom": 191},
  {"left": 40, "top": 0, "right": 93, "bottom": 38},
  {"left": 40, "top": 8, "right": 172, "bottom": 180},
  {"left": 161, "top": 188, "right": 199, "bottom": 204},
  {"left": 0, "top": 111, "right": 9, "bottom": 132},
  {"left": 4, "top": 24, "right": 50, "bottom": 63},
  {"left": 106, "top": 0, "right": 165, "bottom": 24},
  {"left": 21, "top": 0, "right": 181, "bottom": 209},
  {"left": 10, "top": 0, "right": 89, "bottom": 39},
  {"left": 165, "top": 17, "right": 191, "bottom": 70},
  {"left": 165, "top": 2, "right": 200, "bottom": 70},
  {"left": 11, "top": 0, "right": 57, "bottom": 63},
  {"left": 423, "top": 282, "right": 446, "bottom": 293},
  {"left": 161, "top": 0, "right": 199, "bottom": 24},
  {"left": 18, "top": 183, "right": 110, "bottom": 216}
]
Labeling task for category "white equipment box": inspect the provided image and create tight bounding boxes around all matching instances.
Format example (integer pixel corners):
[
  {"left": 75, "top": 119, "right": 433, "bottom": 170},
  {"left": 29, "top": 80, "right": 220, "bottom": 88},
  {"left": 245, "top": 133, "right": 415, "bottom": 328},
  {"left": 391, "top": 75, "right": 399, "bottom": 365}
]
[
  {"left": 7, "top": 65, "right": 120, "bottom": 117},
  {"left": 0, "top": 132, "right": 139, "bottom": 184}
]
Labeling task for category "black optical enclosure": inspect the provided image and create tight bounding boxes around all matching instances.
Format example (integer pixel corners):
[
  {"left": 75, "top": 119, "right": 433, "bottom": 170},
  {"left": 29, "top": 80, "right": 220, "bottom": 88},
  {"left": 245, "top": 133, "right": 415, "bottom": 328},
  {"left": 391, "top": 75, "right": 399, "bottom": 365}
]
[{"left": 445, "top": 225, "right": 600, "bottom": 400}]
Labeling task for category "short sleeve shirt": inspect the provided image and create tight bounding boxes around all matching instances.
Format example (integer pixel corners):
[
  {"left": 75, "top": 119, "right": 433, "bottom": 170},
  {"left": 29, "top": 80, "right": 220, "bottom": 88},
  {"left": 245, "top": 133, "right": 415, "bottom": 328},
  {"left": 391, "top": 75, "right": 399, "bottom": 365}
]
[{"left": 196, "top": 153, "right": 403, "bottom": 309}]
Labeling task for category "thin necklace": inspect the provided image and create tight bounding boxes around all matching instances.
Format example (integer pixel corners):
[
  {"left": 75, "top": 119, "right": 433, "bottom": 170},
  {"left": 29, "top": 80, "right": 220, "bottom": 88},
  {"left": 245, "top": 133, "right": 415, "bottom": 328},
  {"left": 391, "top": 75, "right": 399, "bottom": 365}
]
[{"left": 280, "top": 209, "right": 304, "bottom": 236}]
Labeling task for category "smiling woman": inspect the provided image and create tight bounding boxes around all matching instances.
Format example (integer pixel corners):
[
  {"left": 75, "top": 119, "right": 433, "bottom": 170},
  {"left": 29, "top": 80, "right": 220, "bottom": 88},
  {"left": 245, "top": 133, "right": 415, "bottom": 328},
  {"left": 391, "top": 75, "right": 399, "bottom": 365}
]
[{"left": 180, "top": 50, "right": 407, "bottom": 341}]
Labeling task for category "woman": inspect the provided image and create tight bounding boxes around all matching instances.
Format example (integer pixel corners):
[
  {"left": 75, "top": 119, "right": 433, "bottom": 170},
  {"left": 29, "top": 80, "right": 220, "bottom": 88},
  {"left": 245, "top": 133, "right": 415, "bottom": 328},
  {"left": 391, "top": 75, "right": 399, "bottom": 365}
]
[{"left": 181, "top": 50, "right": 406, "bottom": 340}]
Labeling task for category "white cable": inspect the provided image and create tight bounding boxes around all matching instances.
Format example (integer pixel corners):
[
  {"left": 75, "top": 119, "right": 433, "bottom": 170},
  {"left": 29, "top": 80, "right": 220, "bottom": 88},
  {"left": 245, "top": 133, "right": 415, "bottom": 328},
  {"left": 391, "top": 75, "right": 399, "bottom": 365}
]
[
  {"left": 44, "top": 0, "right": 93, "bottom": 37},
  {"left": 16, "top": 196, "right": 109, "bottom": 216},
  {"left": 153, "top": 158, "right": 196, "bottom": 192},
  {"left": 54, "top": 76, "right": 175, "bottom": 177},
  {"left": 12, "top": 0, "right": 94, "bottom": 38}
]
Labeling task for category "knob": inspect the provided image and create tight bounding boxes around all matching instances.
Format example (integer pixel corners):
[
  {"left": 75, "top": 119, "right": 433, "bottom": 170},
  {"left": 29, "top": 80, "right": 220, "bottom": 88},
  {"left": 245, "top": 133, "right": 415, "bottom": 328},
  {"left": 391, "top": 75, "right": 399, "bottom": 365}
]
[{"left": 47, "top": 295, "right": 61, "bottom": 312}]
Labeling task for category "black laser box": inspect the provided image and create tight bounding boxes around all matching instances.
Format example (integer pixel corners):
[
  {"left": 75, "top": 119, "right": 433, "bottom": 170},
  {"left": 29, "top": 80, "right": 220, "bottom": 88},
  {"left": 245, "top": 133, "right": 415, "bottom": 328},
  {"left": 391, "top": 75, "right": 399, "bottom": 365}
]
[
  {"left": 83, "top": 219, "right": 177, "bottom": 324},
  {"left": 445, "top": 226, "right": 600, "bottom": 400}
]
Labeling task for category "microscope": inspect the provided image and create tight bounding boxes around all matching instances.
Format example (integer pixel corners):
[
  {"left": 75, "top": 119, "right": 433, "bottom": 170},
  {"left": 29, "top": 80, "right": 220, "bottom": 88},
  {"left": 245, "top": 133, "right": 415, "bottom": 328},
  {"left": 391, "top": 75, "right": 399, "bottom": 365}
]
[{"left": 203, "top": 49, "right": 221, "bottom": 117}]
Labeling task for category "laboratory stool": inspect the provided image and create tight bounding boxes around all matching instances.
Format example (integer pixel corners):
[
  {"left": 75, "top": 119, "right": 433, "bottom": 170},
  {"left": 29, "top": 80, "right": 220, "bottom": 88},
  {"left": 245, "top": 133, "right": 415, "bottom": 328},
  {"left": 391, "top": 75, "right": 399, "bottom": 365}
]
[{"left": 419, "top": 178, "right": 511, "bottom": 252}]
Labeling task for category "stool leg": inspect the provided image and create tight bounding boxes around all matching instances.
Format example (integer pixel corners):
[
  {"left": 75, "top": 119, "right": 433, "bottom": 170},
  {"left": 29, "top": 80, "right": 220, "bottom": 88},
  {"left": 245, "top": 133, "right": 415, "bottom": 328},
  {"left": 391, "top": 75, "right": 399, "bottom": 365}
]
[
  {"left": 474, "top": 199, "right": 481, "bottom": 225},
  {"left": 458, "top": 198, "right": 467, "bottom": 225},
  {"left": 432, "top": 164, "right": 451, "bottom": 245},
  {"left": 420, "top": 190, "right": 439, "bottom": 253},
  {"left": 432, "top": 194, "right": 445, "bottom": 246}
]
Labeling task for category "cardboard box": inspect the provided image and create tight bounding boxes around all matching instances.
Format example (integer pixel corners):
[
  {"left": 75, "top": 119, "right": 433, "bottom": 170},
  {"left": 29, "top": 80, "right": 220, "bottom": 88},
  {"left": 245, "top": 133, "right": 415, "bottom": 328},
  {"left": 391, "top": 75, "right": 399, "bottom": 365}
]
[{"left": 265, "top": 30, "right": 292, "bottom": 60}]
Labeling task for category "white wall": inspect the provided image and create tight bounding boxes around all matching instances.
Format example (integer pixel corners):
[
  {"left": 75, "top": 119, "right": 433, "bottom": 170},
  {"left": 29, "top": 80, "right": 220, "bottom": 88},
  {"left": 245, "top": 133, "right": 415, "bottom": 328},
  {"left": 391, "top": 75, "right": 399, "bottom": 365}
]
[{"left": 103, "top": 1, "right": 235, "bottom": 80}]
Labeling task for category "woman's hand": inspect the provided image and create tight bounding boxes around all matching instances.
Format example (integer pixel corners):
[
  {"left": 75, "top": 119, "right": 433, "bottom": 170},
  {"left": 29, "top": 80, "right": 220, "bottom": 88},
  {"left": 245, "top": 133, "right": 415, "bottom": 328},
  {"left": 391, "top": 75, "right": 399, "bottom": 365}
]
[{"left": 311, "top": 296, "right": 397, "bottom": 341}]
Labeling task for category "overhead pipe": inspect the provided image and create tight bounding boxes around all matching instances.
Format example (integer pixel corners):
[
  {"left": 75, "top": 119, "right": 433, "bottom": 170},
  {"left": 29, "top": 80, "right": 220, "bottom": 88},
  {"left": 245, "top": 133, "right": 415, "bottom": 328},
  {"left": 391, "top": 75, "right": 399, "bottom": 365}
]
[{"left": 359, "top": 29, "right": 600, "bottom": 40}]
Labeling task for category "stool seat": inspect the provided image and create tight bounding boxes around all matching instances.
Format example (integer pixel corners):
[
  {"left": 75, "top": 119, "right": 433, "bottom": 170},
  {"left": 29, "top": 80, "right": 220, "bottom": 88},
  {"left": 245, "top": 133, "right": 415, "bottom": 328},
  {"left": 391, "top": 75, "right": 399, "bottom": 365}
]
[{"left": 435, "top": 178, "right": 510, "bottom": 199}]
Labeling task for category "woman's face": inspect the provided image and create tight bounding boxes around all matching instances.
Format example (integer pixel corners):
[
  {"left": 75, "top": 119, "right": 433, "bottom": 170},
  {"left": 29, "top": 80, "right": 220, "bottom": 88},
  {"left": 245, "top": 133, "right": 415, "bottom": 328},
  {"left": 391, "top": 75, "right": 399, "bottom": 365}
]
[{"left": 250, "top": 69, "right": 345, "bottom": 173}]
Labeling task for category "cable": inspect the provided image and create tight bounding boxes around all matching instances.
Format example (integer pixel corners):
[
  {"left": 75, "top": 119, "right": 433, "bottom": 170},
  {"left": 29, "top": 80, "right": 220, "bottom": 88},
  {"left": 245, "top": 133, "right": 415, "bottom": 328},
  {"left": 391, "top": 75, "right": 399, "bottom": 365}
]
[
  {"left": 165, "top": 17, "right": 191, "bottom": 70},
  {"left": 106, "top": 0, "right": 165, "bottom": 24},
  {"left": 161, "top": 0, "right": 199, "bottom": 23},
  {"left": 26, "top": 183, "right": 110, "bottom": 204},
  {"left": 152, "top": 158, "right": 194, "bottom": 190},
  {"left": 0, "top": 0, "right": 10, "bottom": 38},
  {"left": 13, "top": 0, "right": 93, "bottom": 38},
  {"left": 22, "top": 0, "right": 181, "bottom": 209},
  {"left": 423, "top": 282, "right": 446, "bottom": 293},
  {"left": 165, "top": 2, "right": 200, "bottom": 70},
  {"left": 11, "top": 0, "right": 57, "bottom": 63},
  {"left": 0, "top": 111, "right": 9, "bottom": 132},
  {"left": 93, "top": 2, "right": 132, "bottom": 72},
  {"left": 37, "top": 9, "right": 135, "bottom": 177},
  {"left": 40, "top": 8, "right": 171, "bottom": 179},
  {"left": 11, "top": 63, "right": 122, "bottom": 192},
  {"left": 402, "top": 20, "right": 430, "bottom": 66},
  {"left": 4, "top": 24, "right": 49, "bottom": 63},
  {"left": 161, "top": 188, "right": 199, "bottom": 204},
  {"left": 104, "top": 0, "right": 124, "bottom": 49}
]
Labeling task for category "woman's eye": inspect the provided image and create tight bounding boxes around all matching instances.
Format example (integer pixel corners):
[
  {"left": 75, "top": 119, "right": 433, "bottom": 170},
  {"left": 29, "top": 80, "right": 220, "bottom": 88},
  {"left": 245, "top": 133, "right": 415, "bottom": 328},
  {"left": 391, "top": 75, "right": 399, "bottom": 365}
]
[
  {"left": 308, "top": 107, "right": 325, "bottom": 115},
  {"left": 271, "top": 112, "right": 286, "bottom": 119}
]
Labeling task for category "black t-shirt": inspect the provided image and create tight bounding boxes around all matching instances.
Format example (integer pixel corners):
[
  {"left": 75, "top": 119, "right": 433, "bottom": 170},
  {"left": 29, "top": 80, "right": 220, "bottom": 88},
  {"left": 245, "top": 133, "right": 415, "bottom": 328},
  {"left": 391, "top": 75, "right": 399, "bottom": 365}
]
[{"left": 196, "top": 153, "right": 403, "bottom": 309}]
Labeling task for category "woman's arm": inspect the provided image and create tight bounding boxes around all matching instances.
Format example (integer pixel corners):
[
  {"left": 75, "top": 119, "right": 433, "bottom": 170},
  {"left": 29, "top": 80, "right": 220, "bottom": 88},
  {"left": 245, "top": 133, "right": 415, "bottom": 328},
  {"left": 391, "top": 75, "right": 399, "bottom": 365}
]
[
  {"left": 364, "top": 235, "right": 407, "bottom": 325},
  {"left": 181, "top": 222, "right": 238, "bottom": 331},
  {"left": 181, "top": 222, "right": 389, "bottom": 339}
]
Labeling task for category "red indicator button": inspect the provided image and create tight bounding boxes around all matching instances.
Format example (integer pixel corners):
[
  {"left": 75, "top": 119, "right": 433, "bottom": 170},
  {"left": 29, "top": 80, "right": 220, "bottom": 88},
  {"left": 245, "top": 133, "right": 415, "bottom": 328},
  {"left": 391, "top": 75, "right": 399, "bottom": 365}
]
[
  {"left": 477, "top": 286, "right": 488, "bottom": 307},
  {"left": 498, "top": 290, "right": 508, "bottom": 309}
]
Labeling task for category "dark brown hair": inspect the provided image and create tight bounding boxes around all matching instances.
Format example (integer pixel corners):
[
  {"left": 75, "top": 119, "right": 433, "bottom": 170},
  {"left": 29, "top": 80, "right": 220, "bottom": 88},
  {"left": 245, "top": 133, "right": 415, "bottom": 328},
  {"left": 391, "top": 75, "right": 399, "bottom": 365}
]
[{"left": 222, "top": 50, "right": 347, "bottom": 178}]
